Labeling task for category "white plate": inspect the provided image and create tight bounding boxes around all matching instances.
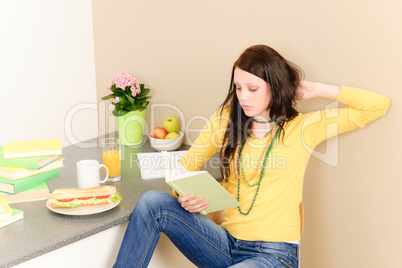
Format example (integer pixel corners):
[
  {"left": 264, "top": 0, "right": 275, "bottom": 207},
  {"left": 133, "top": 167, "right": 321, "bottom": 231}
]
[{"left": 46, "top": 199, "right": 120, "bottom": 216}]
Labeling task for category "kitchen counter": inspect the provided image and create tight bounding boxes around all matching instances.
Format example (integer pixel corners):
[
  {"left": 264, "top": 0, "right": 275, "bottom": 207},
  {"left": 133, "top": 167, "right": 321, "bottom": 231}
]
[{"left": 0, "top": 135, "right": 196, "bottom": 268}]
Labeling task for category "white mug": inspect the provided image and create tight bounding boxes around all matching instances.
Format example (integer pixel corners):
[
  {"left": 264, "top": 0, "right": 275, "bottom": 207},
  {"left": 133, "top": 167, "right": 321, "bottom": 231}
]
[{"left": 76, "top": 160, "right": 109, "bottom": 188}]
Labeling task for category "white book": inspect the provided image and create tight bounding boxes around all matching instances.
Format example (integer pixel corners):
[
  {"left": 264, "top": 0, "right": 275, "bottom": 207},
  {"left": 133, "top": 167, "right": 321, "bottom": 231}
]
[{"left": 137, "top": 150, "right": 188, "bottom": 180}]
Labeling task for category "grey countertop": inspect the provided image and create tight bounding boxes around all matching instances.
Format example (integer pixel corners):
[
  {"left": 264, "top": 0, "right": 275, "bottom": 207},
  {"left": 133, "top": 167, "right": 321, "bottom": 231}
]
[{"left": 0, "top": 135, "right": 192, "bottom": 268}]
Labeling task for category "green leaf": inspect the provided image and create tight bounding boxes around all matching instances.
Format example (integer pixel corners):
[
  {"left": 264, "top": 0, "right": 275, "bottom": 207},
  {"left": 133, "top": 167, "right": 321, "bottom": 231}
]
[
  {"left": 101, "top": 94, "right": 116, "bottom": 100},
  {"left": 126, "top": 103, "right": 142, "bottom": 111},
  {"left": 110, "top": 84, "right": 118, "bottom": 94},
  {"left": 112, "top": 109, "right": 129, "bottom": 116},
  {"left": 125, "top": 93, "right": 134, "bottom": 104},
  {"left": 119, "top": 95, "right": 129, "bottom": 106},
  {"left": 111, "top": 84, "right": 125, "bottom": 96},
  {"left": 136, "top": 89, "right": 150, "bottom": 99},
  {"left": 135, "top": 95, "right": 145, "bottom": 99},
  {"left": 124, "top": 87, "right": 132, "bottom": 96},
  {"left": 139, "top": 87, "right": 150, "bottom": 96},
  {"left": 135, "top": 94, "right": 151, "bottom": 100}
]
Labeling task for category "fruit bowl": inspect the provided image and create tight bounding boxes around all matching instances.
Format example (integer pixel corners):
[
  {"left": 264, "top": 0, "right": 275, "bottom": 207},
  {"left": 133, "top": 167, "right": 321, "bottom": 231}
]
[{"left": 149, "top": 131, "right": 184, "bottom": 151}]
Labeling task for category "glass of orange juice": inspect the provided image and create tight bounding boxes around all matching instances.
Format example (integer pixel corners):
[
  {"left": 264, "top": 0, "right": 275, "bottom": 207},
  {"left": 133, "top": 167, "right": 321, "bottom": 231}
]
[{"left": 101, "top": 138, "right": 121, "bottom": 182}]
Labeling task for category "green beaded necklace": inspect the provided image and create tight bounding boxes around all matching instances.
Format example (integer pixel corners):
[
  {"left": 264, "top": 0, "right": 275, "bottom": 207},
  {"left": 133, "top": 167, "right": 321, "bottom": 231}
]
[
  {"left": 250, "top": 122, "right": 277, "bottom": 140},
  {"left": 252, "top": 117, "right": 272, "bottom": 124},
  {"left": 236, "top": 127, "right": 280, "bottom": 215}
]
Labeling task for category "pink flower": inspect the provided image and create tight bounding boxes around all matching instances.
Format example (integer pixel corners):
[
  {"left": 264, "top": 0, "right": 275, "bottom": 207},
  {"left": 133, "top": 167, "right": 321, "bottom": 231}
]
[
  {"left": 107, "top": 81, "right": 113, "bottom": 90},
  {"left": 106, "top": 72, "right": 147, "bottom": 100},
  {"left": 110, "top": 72, "right": 140, "bottom": 91},
  {"left": 130, "top": 82, "right": 141, "bottom": 97},
  {"left": 111, "top": 97, "right": 120, "bottom": 103},
  {"left": 131, "top": 86, "right": 138, "bottom": 96}
]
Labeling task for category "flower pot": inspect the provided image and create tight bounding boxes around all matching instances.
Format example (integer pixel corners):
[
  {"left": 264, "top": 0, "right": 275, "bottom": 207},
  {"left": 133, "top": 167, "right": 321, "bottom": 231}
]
[{"left": 116, "top": 109, "right": 146, "bottom": 146}]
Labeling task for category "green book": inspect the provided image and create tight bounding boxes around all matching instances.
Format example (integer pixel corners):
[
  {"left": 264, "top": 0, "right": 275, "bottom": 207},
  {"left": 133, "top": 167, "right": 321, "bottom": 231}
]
[
  {"left": 0, "top": 209, "right": 24, "bottom": 229},
  {"left": 0, "top": 182, "right": 49, "bottom": 203},
  {"left": 162, "top": 151, "right": 240, "bottom": 215},
  {"left": 0, "top": 169, "right": 60, "bottom": 194},
  {"left": 0, "top": 146, "right": 60, "bottom": 170}
]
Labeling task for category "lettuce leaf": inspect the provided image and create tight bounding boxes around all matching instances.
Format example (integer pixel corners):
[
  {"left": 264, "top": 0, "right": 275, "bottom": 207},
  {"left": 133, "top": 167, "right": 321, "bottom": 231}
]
[
  {"left": 111, "top": 193, "right": 122, "bottom": 202},
  {"left": 62, "top": 203, "right": 81, "bottom": 207}
]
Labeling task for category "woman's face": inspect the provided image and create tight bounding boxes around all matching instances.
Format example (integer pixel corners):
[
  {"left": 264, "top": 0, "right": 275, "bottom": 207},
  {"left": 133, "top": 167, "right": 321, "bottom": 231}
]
[{"left": 234, "top": 67, "right": 271, "bottom": 119}]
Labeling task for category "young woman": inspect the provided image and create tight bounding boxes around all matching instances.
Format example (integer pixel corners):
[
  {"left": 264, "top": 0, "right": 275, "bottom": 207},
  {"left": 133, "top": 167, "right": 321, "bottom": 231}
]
[{"left": 114, "top": 45, "right": 390, "bottom": 268}]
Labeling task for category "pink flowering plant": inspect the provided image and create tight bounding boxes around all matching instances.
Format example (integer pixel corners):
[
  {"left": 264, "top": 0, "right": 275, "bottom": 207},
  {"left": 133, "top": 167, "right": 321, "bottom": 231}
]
[{"left": 101, "top": 72, "right": 151, "bottom": 116}]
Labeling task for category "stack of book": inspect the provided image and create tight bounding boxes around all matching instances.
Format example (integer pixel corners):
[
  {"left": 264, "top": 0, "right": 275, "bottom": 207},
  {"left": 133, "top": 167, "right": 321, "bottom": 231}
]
[
  {"left": 0, "top": 197, "right": 24, "bottom": 229},
  {"left": 0, "top": 139, "right": 64, "bottom": 203}
]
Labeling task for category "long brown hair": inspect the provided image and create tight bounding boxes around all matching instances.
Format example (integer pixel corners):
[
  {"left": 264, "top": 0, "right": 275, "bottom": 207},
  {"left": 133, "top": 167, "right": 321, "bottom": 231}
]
[{"left": 219, "top": 45, "right": 303, "bottom": 182}]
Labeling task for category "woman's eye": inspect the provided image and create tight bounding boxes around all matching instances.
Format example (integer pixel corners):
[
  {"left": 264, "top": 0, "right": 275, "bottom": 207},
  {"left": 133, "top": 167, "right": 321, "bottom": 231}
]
[
  {"left": 249, "top": 88, "right": 258, "bottom": 91},
  {"left": 235, "top": 87, "right": 241, "bottom": 91}
]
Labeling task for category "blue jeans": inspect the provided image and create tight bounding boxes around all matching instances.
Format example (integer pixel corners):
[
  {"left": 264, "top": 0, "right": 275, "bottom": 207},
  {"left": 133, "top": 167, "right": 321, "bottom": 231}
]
[{"left": 114, "top": 190, "right": 299, "bottom": 268}]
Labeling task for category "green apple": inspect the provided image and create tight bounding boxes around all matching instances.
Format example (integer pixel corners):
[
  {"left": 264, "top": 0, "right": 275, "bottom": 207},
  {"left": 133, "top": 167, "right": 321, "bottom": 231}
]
[
  {"left": 165, "top": 132, "right": 180, "bottom": 139},
  {"left": 163, "top": 116, "right": 180, "bottom": 133}
]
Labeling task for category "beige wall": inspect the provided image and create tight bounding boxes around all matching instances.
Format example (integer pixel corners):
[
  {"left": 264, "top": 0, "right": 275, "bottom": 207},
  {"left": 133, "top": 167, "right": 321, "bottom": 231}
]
[{"left": 92, "top": 0, "right": 401, "bottom": 267}]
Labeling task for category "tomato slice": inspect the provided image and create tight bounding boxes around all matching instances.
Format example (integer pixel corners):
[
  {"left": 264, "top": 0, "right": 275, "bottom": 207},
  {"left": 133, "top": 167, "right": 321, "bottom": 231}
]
[
  {"left": 58, "top": 198, "right": 74, "bottom": 202},
  {"left": 78, "top": 197, "right": 92, "bottom": 200},
  {"left": 95, "top": 194, "right": 110, "bottom": 199}
]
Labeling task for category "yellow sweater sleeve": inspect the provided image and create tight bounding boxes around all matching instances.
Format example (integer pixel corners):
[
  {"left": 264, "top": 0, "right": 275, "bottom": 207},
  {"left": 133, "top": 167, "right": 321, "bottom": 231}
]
[
  {"left": 302, "top": 85, "right": 391, "bottom": 148},
  {"left": 336, "top": 85, "right": 391, "bottom": 123}
]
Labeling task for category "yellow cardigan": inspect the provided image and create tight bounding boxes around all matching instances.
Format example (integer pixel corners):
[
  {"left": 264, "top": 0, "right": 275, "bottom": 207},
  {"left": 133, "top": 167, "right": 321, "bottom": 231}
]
[{"left": 179, "top": 86, "right": 390, "bottom": 242}]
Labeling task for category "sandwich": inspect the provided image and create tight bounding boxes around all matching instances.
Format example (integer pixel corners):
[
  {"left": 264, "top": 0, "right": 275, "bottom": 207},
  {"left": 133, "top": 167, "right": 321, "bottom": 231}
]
[{"left": 49, "top": 185, "right": 122, "bottom": 208}]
